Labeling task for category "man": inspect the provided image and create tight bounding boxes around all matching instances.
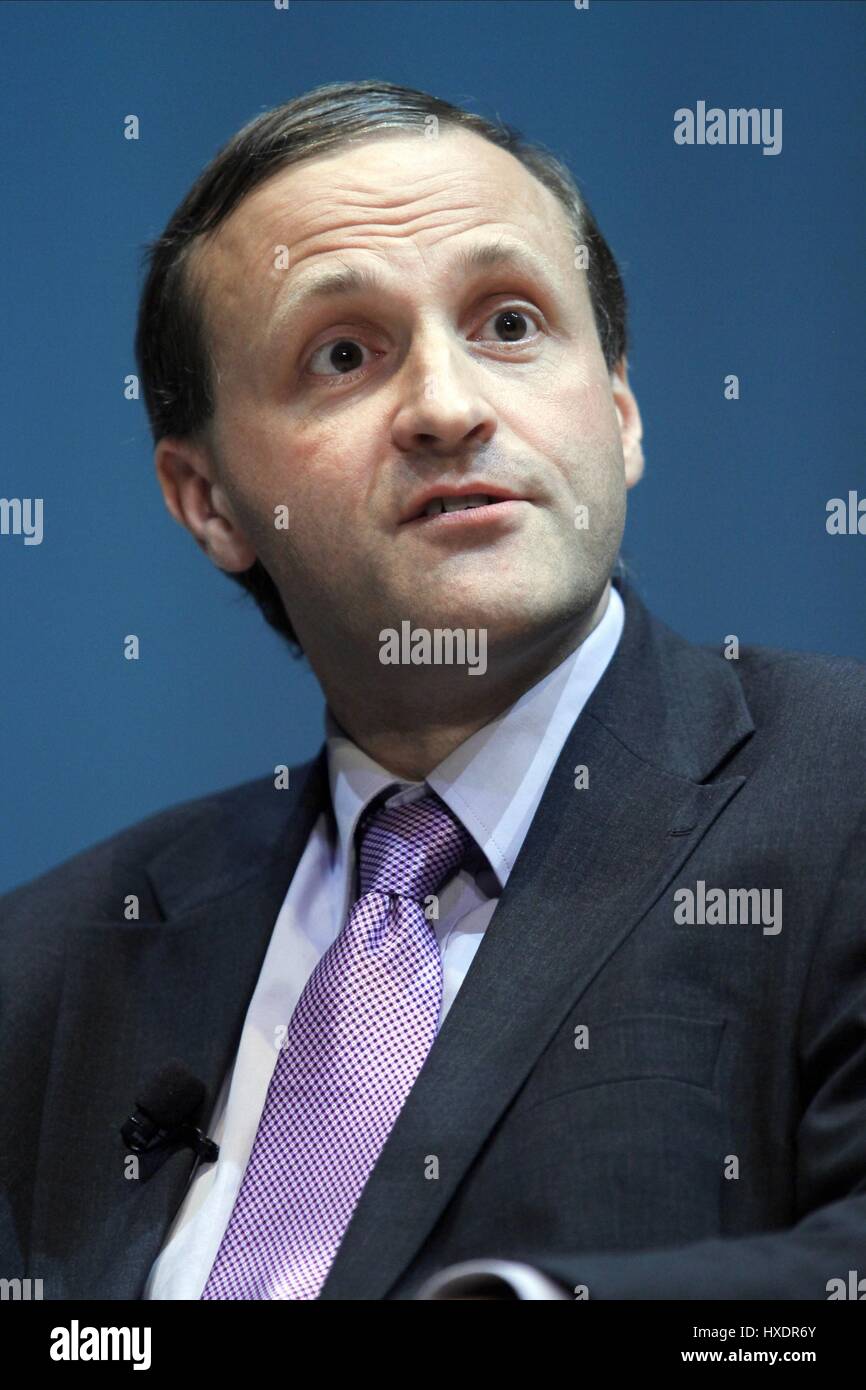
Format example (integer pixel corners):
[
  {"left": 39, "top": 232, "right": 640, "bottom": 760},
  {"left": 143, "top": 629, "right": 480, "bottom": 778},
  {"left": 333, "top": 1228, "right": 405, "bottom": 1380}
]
[{"left": 1, "top": 80, "right": 864, "bottom": 1301}]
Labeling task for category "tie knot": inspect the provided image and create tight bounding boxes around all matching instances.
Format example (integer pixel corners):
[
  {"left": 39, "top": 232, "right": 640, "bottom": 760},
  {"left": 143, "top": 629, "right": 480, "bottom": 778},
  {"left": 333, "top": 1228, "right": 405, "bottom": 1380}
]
[{"left": 358, "top": 793, "right": 471, "bottom": 904}]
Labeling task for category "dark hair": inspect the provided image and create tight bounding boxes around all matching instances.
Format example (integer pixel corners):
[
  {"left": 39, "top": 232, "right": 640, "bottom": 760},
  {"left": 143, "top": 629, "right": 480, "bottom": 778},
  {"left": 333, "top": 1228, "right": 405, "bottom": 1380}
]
[{"left": 135, "top": 80, "right": 628, "bottom": 651}]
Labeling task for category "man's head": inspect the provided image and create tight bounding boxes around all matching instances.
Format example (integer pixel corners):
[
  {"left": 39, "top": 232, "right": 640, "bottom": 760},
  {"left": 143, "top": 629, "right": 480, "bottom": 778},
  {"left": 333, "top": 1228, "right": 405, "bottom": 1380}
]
[{"left": 136, "top": 80, "right": 643, "bottom": 681}]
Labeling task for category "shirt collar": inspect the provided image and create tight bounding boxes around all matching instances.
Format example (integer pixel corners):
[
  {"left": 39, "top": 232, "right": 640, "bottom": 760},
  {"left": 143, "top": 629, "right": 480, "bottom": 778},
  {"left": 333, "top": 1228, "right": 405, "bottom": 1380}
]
[{"left": 325, "top": 581, "right": 625, "bottom": 890}]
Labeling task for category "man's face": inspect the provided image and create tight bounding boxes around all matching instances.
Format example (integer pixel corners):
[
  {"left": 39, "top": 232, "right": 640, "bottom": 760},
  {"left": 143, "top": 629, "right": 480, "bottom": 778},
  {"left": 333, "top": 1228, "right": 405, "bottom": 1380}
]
[{"left": 176, "top": 126, "right": 642, "bottom": 664}]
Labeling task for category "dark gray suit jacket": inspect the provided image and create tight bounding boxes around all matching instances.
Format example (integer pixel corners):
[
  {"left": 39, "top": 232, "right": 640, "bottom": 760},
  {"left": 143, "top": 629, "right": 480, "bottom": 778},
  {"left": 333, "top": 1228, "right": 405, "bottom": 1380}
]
[{"left": 2, "top": 577, "right": 865, "bottom": 1300}]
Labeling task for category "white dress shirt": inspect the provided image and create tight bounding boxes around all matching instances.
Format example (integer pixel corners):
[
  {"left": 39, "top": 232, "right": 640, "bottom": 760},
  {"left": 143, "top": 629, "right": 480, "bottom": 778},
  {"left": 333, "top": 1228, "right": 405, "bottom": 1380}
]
[{"left": 144, "top": 583, "right": 624, "bottom": 1300}]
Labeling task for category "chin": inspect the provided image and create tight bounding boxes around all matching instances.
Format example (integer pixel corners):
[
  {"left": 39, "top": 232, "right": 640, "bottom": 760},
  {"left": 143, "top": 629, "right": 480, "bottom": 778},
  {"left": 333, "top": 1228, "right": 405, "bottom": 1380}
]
[{"left": 432, "top": 604, "right": 565, "bottom": 653}]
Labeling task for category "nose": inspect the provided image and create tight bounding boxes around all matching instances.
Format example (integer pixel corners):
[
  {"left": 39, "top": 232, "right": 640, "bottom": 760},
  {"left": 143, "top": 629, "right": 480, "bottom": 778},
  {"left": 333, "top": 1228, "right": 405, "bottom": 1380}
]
[{"left": 390, "top": 326, "right": 496, "bottom": 456}]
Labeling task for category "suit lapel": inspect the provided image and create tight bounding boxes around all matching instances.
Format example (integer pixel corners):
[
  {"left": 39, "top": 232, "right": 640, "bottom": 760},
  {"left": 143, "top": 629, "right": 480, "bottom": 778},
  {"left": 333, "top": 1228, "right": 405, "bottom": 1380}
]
[
  {"left": 319, "top": 580, "right": 755, "bottom": 1298},
  {"left": 28, "top": 752, "right": 330, "bottom": 1299}
]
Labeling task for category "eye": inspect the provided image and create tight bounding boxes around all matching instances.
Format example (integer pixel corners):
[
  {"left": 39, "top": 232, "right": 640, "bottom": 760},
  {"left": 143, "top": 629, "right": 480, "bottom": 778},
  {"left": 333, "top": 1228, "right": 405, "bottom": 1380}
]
[
  {"left": 306, "top": 338, "right": 375, "bottom": 379},
  {"left": 475, "top": 306, "right": 542, "bottom": 345},
  {"left": 302, "top": 304, "right": 543, "bottom": 387}
]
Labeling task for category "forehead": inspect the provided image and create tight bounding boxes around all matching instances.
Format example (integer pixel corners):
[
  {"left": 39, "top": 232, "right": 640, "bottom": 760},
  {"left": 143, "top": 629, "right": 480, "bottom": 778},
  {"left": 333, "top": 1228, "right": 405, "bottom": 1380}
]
[{"left": 189, "top": 127, "right": 577, "bottom": 347}]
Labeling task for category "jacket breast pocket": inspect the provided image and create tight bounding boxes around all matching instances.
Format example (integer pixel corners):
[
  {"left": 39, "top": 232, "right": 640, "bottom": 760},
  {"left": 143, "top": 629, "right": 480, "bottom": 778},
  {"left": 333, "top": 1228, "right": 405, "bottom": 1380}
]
[
  {"left": 480, "top": 1013, "right": 730, "bottom": 1250},
  {"left": 514, "top": 1012, "right": 726, "bottom": 1114}
]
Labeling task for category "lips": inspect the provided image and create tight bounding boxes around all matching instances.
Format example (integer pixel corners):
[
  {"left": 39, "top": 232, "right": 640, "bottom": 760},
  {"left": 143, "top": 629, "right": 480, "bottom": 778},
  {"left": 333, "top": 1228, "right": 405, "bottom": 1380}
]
[
  {"left": 422, "top": 493, "right": 492, "bottom": 517},
  {"left": 401, "top": 485, "right": 526, "bottom": 524}
]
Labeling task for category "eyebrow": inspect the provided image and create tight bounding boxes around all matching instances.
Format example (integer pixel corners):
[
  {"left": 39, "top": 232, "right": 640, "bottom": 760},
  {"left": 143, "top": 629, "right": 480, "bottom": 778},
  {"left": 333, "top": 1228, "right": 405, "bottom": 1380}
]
[{"left": 267, "top": 238, "right": 558, "bottom": 339}]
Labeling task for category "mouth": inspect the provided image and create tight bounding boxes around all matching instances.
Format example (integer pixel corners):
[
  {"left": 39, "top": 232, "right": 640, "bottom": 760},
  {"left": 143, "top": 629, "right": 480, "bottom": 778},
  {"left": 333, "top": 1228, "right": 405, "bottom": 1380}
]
[{"left": 401, "top": 487, "right": 529, "bottom": 526}]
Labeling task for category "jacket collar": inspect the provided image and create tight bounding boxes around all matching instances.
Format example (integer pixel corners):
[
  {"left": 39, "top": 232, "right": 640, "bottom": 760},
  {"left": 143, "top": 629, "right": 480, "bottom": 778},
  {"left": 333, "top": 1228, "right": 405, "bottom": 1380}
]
[{"left": 586, "top": 572, "right": 753, "bottom": 780}]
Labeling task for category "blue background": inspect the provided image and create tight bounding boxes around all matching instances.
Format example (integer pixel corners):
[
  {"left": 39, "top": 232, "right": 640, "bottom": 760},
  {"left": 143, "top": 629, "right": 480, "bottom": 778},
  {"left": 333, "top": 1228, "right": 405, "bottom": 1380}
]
[{"left": 1, "top": 0, "right": 864, "bottom": 892}]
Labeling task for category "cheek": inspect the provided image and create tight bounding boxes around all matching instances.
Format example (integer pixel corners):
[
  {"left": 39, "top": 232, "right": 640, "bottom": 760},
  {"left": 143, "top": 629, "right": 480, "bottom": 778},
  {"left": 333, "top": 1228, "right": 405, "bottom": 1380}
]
[
  {"left": 560, "top": 371, "right": 620, "bottom": 440},
  {"left": 506, "top": 358, "right": 620, "bottom": 454},
  {"left": 227, "top": 413, "right": 376, "bottom": 560},
  {"left": 513, "top": 374, "right": 624, "bottom": 506},
  {"left": 542, "top": 374, "right": 627, "bottom": 542}
]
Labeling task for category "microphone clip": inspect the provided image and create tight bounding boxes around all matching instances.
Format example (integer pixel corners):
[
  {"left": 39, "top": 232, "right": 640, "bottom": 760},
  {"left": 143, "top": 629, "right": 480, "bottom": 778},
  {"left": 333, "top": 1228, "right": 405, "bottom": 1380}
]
[{"left": 121, "top": 1114, "right": 219, "bottom": 1166}]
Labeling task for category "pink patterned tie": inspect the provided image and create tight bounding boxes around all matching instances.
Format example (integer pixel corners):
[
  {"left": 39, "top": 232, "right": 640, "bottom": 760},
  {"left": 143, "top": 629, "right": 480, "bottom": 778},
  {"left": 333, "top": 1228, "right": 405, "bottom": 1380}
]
[{"left": 201, "top": 791, "right": 470, "bottom": 1300}]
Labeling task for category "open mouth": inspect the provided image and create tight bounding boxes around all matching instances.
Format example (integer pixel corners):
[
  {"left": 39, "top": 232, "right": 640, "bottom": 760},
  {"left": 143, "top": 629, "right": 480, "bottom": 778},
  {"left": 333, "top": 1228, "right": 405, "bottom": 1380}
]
[
  {"left": 403, "top": 490, "right": 528, "bottom": 525},
  {"left": 421, "top": 493, "right": 497, "bottom": 517}
]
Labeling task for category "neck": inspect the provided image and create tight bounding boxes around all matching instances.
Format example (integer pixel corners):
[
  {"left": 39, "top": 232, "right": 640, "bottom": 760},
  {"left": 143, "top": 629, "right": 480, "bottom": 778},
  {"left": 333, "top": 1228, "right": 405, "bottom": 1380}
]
[{"left": 317, "top": 582, "right": 612, "bottom": 781}]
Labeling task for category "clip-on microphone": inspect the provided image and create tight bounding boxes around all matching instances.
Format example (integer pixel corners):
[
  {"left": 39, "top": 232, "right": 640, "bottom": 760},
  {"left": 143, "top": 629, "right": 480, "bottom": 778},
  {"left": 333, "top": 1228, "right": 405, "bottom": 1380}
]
[{"left": 120, "top": 1061, "right": 219, "bottom": 1177}]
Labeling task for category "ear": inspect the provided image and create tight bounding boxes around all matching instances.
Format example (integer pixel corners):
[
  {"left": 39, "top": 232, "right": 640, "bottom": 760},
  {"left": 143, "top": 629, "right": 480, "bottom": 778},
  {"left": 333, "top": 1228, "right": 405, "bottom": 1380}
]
[
  {"left": 154, "top": 437, "right": 258, "bottom": 573},
  {"left": 610, "top": 356, "right": 644, "bottom": 489}
]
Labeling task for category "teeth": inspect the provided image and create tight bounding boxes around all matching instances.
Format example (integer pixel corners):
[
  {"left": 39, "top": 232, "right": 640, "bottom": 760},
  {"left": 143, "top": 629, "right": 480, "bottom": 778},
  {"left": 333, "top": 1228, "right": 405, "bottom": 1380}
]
[{"left": 425, "top": 494, "right": 491, "bottom": 516}]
